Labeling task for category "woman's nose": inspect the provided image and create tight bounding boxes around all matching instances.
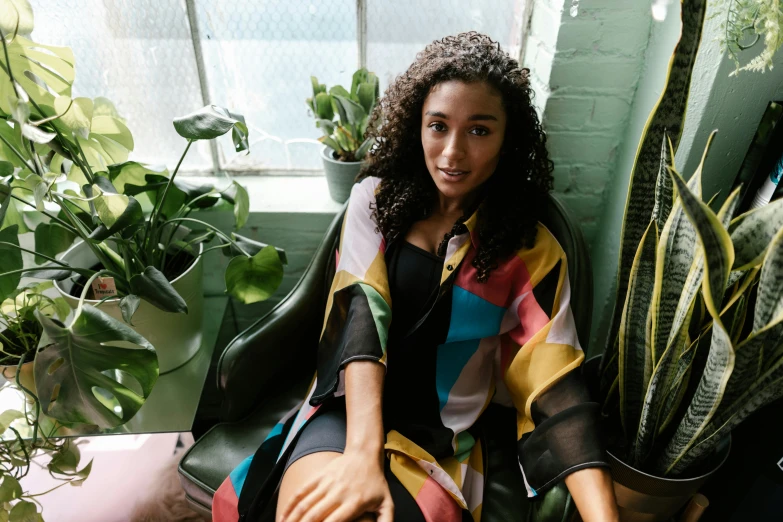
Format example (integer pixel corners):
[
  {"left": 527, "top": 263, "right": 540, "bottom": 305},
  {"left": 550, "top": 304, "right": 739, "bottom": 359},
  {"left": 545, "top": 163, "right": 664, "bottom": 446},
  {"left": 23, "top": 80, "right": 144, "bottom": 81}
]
[{"left": 442, "top": 132, "right": 467, "bottom": 161}]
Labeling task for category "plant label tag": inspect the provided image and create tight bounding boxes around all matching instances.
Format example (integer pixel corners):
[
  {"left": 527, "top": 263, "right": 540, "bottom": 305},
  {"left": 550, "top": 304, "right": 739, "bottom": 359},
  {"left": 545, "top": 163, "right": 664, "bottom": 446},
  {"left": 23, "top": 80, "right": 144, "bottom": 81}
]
[{"left": 91, "top": 276, "right": 117, "bottom": 299}]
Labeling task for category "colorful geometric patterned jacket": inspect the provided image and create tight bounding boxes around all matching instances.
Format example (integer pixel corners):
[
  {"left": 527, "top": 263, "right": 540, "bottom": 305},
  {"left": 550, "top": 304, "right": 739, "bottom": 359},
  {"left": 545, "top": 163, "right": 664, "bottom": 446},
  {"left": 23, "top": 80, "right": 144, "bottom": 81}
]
[{"left": 213, "top": 176, "right": 607, "bottom": 522}]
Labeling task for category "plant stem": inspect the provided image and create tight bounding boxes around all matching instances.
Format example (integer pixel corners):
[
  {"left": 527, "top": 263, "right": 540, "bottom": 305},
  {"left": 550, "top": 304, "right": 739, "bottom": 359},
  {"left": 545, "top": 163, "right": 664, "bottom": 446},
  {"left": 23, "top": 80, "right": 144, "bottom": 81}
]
[
  {"left": 0, "top": 266, "right": 100, "bottom": 279},
  {"left": 146, "top": 140, "right": 192, "bottom": 247},
  {"left": 163, "top": 217, "right": 250, "bottom": 257},
  {"left": 26, "top": 480, "right": 73, "bottom": 498},
  {"left": 0, "top": 241, "right": 72, "bottom": 267},
  {"left": 0, "top": 27, "right": 16, "bottom": 86},
  {"left": 73, "top": 138, "right": 95, "bottom": 185},
  {"left": 0, "top": 131, "right": 35, "bottom": 172},
  {"left": 200, "top": 243, "right": 231, "bottom": 255},
  {"left": 75, "top": 270, "right": 111, "bottom": 318},
  {"left": 8, "top": 193, "right": 78, "bottom": 234}
]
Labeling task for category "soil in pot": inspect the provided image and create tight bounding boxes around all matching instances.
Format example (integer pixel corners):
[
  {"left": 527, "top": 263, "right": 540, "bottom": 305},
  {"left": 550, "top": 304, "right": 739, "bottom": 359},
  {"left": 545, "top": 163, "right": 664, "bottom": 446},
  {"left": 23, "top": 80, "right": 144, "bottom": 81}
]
[{"left": 66, "top": 249, "right": 197, "bottom": 300}]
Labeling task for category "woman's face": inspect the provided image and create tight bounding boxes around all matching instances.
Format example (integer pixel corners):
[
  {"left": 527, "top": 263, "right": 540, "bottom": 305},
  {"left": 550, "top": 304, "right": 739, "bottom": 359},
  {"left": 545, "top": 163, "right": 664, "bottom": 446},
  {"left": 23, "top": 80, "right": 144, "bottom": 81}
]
[{"left": 421, "top": 80, "right": 507, "bottom": 203}]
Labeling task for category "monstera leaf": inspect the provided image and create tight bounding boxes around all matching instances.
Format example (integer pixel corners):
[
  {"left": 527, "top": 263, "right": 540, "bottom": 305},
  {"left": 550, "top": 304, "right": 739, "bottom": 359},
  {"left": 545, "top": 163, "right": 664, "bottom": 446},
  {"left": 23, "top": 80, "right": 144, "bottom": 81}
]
[
  {"left": 33, "top": 305, "right": 159, "bottom": 429},
  {"left": 0, "top": 35, "right": 74, "bottom": 116},
  {"left": 225, "top": 245, "right": 284, "bottom": 304}
]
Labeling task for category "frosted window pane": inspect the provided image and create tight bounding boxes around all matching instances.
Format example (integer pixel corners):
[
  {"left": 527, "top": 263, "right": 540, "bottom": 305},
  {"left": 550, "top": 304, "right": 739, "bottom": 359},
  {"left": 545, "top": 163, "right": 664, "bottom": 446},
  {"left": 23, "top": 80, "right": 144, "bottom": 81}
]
[
  {"left": 366, "top": 0, "right": 526, "bottom": 91},
  {"left": 29, "top": 0, "right": 211, "bottom": 172},
  {"left": 194, "top": 0, "right": 357, "bottom": 171}
]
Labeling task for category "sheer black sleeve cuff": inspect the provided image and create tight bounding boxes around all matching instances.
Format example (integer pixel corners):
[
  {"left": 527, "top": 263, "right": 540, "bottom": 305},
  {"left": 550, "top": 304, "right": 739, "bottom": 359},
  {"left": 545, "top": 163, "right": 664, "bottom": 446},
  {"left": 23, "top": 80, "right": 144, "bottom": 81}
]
[{"left": 518, "top": 369, "right": 608, "bottom": 495}]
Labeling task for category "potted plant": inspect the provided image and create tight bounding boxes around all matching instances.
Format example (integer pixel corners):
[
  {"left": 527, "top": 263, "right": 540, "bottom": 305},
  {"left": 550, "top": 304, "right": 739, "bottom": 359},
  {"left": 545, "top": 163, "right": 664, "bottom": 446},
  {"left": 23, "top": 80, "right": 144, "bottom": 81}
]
[
  {"left": 0, "top": 11, "right": 286, "bottom": 373},
  {"left": 306, "top": 67, "right": 379, "bottom": 202}
]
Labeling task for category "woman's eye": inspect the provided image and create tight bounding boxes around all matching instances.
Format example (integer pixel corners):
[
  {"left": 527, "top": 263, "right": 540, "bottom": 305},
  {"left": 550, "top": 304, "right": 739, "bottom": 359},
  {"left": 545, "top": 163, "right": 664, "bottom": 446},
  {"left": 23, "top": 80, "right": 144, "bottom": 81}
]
[
  {"left": 429, "top": 122, "right": 446, "bottom": 132},
  {"left": 470, "top": 127, "right": 489, "bottom": 136}
]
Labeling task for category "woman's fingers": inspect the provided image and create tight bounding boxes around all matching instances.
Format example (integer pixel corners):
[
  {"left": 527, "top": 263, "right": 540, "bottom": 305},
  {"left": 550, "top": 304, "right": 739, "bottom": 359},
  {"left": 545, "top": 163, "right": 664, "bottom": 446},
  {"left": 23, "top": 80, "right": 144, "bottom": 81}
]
[
  {"left": 376, "top": 496, "right": 394, "bottom": 522},
  {"left": 297, "top": 492, "right": 343, "bottom": 522},
  {"left": 321, "top": 502, "right": 365, "bottom": 522},
  {"left": 283, "top": 480, "right": 327, "bottom": 522}
]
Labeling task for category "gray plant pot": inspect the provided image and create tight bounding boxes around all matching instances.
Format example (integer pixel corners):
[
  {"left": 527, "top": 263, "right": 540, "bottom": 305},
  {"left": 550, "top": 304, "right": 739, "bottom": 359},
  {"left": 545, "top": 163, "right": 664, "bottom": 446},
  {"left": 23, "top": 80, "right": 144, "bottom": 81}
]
[{"left": 321, "top": 146, "right": 362, "bottom": 203}]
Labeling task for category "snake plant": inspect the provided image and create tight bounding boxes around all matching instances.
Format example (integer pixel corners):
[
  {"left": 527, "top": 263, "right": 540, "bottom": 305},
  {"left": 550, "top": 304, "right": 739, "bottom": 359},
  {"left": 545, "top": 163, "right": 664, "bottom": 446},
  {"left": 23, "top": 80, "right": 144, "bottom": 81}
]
[{"left": 600, "top": 129, "right": 783, "bottom": 476}]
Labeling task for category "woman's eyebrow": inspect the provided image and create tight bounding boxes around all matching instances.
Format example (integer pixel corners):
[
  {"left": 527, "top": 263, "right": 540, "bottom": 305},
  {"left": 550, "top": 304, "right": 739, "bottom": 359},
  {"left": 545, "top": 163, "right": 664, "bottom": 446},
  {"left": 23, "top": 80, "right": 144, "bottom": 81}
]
[{"left": 424, "top": 110, "right": 498, "bottom": 121}]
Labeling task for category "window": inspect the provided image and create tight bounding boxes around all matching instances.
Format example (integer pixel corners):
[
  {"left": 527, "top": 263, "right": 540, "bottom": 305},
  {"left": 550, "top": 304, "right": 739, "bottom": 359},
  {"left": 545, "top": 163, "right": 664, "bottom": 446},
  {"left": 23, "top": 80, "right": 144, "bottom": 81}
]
[{"left": 31, "top": 0, "right": 527, "bottom": 175}]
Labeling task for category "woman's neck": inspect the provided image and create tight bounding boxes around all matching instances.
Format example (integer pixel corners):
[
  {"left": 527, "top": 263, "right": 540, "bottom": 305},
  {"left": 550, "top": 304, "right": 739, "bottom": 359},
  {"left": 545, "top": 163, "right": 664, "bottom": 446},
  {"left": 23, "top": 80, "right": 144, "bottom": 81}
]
[{"left": 434, "top": 189, "right": 481, "bottom": 219}]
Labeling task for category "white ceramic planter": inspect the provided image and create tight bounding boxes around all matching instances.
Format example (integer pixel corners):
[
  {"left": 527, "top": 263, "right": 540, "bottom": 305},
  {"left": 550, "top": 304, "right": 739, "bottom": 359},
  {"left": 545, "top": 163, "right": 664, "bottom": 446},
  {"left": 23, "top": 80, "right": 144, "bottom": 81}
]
[
  {"left": 54, "top": 241, "right": 204, "bottom": 374},
  {"left": 321, "top": 146, "right": 363, "bottom": 203}
]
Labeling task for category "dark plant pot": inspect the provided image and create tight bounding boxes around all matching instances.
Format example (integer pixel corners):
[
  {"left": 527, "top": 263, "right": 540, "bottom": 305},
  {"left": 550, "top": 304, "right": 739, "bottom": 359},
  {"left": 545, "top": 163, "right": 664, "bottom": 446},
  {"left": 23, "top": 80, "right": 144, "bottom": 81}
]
[
  {"left": 583, "top": 356, "right": 731, "bottom": 522},
  {"left": 321, "top": 146, "right": 362, "bottom": 203},
  {"left": 607, "top": 442, "right": 730, "bottom": 522}
]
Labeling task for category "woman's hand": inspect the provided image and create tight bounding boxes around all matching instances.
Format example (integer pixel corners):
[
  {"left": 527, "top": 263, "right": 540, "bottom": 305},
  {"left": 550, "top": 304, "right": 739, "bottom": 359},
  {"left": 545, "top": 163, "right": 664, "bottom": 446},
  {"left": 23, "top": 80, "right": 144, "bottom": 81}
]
[{"left": 280, "top": 450, "right": 394, "bottom": 522}]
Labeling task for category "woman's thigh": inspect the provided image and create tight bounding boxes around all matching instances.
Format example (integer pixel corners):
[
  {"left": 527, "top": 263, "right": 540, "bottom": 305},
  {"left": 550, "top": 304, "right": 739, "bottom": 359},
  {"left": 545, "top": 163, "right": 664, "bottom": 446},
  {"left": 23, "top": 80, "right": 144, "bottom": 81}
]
[
  {"left": 276, "top": 451, "right": 424, "bottom": 522},
  {"left": 277, "top": 450, "right": 345, "bottom": 521}
]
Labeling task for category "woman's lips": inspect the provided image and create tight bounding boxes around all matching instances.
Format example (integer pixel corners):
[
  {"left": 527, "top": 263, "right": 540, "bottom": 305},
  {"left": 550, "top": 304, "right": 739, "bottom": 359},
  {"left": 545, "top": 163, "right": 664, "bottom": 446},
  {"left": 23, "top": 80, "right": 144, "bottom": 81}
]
[{"left": 438, "top": 168, "right": 470, "bottom": 181}]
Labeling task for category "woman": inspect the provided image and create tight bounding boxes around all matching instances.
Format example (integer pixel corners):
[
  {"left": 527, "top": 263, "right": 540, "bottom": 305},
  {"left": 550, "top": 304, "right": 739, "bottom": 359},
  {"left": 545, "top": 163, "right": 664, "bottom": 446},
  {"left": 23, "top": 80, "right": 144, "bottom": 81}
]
[{"left": 214, "top": 32, "right": 618, "bottom": 522}]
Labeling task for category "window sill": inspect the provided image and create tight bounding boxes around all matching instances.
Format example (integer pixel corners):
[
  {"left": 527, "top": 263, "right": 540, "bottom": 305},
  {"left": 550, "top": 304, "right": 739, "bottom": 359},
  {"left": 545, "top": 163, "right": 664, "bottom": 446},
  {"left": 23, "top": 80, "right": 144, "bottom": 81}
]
[{"left": 188, "top": 174, "right": 344, "bottom": 214}]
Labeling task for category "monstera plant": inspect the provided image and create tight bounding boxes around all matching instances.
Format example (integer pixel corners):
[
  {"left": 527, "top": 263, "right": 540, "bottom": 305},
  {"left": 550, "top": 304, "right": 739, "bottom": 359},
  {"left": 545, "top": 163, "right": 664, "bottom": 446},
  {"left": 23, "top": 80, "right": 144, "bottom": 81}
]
[
  {"left": 598, "top": 130, "right": 783, "bottom": 479},
  {"left": 0, "top": 0, "right": 286, "bottom": 435}
]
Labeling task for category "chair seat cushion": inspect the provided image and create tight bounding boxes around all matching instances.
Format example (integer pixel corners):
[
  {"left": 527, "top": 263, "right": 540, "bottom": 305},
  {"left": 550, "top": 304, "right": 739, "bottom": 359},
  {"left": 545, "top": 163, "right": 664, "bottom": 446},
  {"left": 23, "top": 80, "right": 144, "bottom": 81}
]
[{"left": 178, "top": 374, "right": 311, "bottom": 511}]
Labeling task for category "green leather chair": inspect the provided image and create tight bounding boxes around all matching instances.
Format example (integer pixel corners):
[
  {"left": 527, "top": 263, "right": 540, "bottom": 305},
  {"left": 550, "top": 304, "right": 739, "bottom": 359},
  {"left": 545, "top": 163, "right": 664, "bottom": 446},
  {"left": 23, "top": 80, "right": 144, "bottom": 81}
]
[{"left": 178, "top": 192, "right": 593, "bottom": 521}]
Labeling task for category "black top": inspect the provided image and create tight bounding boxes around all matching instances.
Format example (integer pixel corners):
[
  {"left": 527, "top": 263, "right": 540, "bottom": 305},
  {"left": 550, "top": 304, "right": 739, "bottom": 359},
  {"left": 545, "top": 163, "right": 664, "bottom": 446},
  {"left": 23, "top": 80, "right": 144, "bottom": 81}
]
[{"left": 385, "top": 240, "right": 444, "bottom": 339}]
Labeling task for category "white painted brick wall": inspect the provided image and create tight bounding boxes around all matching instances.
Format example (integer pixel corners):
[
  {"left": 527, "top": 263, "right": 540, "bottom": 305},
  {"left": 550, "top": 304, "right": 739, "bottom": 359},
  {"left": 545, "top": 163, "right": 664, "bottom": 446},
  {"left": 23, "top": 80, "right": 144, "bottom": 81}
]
[{"left": 522, "top": 0, "right": 653, "bottom": 247}]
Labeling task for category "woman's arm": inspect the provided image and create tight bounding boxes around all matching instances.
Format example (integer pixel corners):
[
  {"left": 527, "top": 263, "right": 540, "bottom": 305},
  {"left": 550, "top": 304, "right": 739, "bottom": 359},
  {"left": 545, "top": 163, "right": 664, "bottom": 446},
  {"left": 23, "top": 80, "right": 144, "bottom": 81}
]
[
  {"left": 564, "top": 467, "right": 619, "bottom": 521},
  {"left": 281, "top": 360, "right": 393, "bottom": 522},
  {"left": 344, "top": 360, "right": 386, "bottom": 465}
]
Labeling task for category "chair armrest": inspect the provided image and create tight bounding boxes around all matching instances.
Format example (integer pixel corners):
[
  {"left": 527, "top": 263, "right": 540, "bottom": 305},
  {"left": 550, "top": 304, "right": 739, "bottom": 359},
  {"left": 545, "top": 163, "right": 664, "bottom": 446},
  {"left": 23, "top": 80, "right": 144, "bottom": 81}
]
[{"left": 217, "top": 207, "right": 346, "bottom": 422}]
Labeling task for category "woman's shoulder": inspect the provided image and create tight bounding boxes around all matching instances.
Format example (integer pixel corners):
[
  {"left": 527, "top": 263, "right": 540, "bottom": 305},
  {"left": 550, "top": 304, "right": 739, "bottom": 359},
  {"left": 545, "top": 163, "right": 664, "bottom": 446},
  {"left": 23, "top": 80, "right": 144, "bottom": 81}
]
[
  {"left": 351, "top": 176, "right": 382, "bottom": 201},
  {"left": 509, "top": 222, "right": 567, "bottom": 279}
]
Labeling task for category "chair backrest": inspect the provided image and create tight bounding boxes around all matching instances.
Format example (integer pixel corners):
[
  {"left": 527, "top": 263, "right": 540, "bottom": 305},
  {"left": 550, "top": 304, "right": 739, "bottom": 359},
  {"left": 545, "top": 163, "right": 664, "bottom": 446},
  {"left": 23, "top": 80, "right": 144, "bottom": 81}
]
[{"left": 323, "top": 193, "right": 594, "bottom": 348}]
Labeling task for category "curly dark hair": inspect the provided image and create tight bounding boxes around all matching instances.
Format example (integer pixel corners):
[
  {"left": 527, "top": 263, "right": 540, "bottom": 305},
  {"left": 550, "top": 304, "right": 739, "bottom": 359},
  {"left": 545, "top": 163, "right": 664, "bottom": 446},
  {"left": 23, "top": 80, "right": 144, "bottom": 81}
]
[{"left": 358, "top": 31, "right": 554, "bottom": 283}]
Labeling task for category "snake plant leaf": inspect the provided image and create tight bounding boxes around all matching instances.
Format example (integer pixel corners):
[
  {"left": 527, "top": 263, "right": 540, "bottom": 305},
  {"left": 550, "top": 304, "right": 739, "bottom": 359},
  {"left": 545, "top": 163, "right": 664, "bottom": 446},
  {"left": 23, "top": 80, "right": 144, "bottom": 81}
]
[
  {"left": 173, "top": 105, "right": 244, "bottom": 141},
  {"left": 666, "top": 337, "right": 783, "bottom": 475},
  {"left": 0, "top": 0, "right": 34, "bottom": 35},
  {"left": 33, "top": 305, "right": 159, "bottom": 429},
  {"left": 656, "top": 167, "right": 735, "bottom": 476},
  {"left": 220, "top": 181, "right": 249, "bottom": 230},
  {"left": 33, "top": 222, "right": 76, "bottom": 264},
  {"left": 619, "top": 220, "right": 658, "bottom": 439},
  {"left": 225, "top": 245, "right": 284, "bottom": 304},
  {"left": 129, "top": 266, "right": 187, "bottom": 314},
  {"left": 651, "top": 135, "right": 676, "bottom": 230},
  {"left": 656, "top": 335, "right": 700, "bottom": 436},
  {"left": 633, "top": 297, "right": 694, "bottom": 466},
  {"left": 603, "top": 0, "right": 708, "bottom": 368},
  {"left": 754, "top": 226, "right": 783, "bottom": 331},
  {"left": 0, "top": 35, "right": 73, "bottom": 115},
  {"left": 728, "top": 198, "right": 783, "bottom": 270},
  {"left": 219, "top": 232, "right": 287, "bottom": 265},
  {"left": 0, "top": 225, "right": 22, "bottom": 301}
]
